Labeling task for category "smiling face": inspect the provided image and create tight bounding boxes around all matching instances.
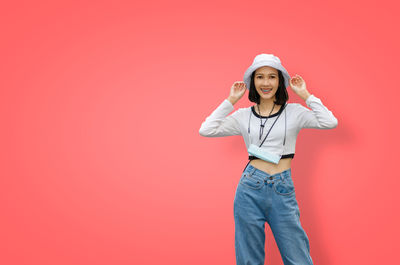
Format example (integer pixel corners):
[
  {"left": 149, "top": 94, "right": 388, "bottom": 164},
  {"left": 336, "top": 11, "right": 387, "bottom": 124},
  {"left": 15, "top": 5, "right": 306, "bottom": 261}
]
[{"left": 253, "top": 66, "right": 279, "bottom": 101}]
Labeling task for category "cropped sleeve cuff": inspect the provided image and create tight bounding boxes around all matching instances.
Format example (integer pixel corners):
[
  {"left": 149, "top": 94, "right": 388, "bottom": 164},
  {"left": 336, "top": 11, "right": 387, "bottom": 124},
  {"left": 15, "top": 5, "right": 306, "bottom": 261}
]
[
  {"left": 223, "top": 99, "right": 235, "bottom": 112},
  {"left": 305, "top": 94, "right": 318, "bottom": 107}
]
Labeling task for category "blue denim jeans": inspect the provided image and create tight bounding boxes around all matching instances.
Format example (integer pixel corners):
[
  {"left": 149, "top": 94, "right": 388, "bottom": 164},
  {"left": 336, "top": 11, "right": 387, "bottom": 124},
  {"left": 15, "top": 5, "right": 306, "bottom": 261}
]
[{"left": 233, "top": 163, "right": 313, "bottom": 265}]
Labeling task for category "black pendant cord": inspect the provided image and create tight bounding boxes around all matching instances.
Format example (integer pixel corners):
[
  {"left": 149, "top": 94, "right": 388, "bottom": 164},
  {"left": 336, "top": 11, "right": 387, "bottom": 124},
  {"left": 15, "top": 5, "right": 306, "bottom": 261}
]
[
  {"left": 257, "top": 103, "right": 275, "bottom": 141},
  {"left": 283, "top": 106, "right": 287, "bottom": 145},
  {"left": 259, "top": 104, "right": 286, "bottom": 147}
]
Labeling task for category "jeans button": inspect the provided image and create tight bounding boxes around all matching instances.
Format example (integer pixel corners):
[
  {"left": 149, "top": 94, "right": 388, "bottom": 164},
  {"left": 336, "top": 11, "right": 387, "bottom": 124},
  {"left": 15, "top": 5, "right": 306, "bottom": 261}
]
[{"left": 269, "top": 176, "right": 273, "bottom": 180}]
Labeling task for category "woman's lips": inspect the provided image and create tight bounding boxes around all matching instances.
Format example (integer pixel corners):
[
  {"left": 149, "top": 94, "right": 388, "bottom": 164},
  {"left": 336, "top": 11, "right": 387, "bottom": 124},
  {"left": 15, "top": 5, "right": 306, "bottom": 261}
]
[{"left": 261, "top": 88, "right": 272, "bottom": 94}]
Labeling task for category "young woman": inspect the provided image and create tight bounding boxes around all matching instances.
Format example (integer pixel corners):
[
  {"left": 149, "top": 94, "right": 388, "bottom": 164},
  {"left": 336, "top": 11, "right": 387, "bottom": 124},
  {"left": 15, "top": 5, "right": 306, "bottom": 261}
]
[{"left": 199, "top": 54, "right": 338, "bottom": 265}]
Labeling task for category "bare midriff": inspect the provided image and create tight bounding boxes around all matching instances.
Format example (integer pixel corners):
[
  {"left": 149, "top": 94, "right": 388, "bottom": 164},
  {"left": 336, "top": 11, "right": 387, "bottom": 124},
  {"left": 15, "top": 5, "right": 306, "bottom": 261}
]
[{"left": 249, "top": 157, "right": 292, "bottom": 175}]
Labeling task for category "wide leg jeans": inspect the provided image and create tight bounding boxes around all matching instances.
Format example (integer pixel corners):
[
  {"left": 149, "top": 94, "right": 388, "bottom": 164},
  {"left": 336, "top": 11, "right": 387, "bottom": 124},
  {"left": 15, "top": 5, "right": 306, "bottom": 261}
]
[{"left": 233, "top": 164, "right": 314, "bottom": 265}]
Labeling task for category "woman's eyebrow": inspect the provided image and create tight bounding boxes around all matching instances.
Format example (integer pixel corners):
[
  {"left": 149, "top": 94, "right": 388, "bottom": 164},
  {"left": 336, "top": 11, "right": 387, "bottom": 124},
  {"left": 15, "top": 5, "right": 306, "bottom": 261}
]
[{"left": 256, "top": 73, "right": 277, "bottom": 76}]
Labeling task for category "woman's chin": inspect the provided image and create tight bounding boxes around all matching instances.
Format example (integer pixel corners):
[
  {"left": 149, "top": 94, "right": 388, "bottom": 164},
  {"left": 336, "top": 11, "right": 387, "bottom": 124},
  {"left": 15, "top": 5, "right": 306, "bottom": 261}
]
[{"left": 258, "top": 92, "right": 276, "bottom": 99}]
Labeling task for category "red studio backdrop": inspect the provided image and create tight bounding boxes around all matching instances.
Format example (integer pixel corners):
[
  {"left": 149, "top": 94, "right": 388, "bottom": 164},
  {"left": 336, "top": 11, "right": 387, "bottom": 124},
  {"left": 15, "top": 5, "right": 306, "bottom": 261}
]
[{"left": 1, "top": 1, "right": 399, "bottom": 264}]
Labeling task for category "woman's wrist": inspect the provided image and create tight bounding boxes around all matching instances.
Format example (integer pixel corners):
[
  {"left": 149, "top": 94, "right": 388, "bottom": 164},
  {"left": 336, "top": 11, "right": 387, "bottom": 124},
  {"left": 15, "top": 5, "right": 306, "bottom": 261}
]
[
  {"left": 298, "top": 91, "right": 311, "bottom": 101},
  {"left": 227, "top": 96, "right": 238, "bottom": 105}
]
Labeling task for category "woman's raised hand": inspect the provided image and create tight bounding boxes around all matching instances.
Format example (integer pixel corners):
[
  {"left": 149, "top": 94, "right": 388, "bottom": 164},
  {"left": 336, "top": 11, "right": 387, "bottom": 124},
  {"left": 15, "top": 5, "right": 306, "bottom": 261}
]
[
  {"left": 289, "top": 74, "right": 311, "bottom": 101},
  {"left": 289, "top": 74, "right": 307, "bottom": 94},
  {"left": 228, "top": 81, "right": 247, "bottom": 105}
]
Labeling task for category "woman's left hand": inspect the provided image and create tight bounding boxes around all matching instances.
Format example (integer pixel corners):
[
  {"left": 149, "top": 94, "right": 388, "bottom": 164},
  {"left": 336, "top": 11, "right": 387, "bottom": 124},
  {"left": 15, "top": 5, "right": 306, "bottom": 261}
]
[{"left": 289, "top": 74, "right": 310, "bottom": 101}]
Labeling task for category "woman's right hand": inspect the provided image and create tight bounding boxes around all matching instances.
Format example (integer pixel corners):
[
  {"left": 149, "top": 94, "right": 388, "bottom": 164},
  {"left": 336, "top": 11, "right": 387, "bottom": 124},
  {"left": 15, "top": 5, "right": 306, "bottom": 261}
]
[{"left": 228, "top": 81, "right": 247, "bottom": 105}]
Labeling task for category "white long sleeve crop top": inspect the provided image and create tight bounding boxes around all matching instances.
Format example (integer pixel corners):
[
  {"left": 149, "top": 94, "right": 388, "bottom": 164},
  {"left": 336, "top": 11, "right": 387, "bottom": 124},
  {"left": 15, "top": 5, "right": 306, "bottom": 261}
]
[{"left": 199, "top": 94, "right": 338, "bottom": 161}]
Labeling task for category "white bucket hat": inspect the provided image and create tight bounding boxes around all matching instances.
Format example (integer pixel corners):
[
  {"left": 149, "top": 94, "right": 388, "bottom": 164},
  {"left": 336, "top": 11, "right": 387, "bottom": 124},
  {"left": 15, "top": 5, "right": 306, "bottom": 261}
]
[{"left": 243, "top": 53, "right": 290, "bottom": 90}]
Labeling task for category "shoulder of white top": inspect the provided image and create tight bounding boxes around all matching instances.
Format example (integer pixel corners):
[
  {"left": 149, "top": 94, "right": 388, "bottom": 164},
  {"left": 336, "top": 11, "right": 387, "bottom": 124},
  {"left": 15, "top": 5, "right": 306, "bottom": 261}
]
[{"left": 284, "top": 102, "right": 299, "bottom": 110}]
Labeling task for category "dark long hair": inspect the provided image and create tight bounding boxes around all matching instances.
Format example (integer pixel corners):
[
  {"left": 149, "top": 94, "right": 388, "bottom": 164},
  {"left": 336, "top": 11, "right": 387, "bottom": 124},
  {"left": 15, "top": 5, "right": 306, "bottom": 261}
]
[{"left": 248, "top": 69, "right": 289, "bottom": 105}]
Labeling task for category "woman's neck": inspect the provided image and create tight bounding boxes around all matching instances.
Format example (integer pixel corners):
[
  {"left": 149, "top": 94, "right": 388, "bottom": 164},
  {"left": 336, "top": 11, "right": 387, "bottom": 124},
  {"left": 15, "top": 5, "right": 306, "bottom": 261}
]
[{"left": 257, "top": 97, "right": 278, "bottom": 113}]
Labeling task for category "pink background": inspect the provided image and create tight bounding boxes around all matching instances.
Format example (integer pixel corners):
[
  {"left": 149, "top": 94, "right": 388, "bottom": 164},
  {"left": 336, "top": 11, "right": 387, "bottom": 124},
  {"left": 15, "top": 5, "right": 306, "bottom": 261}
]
[{"left": 1, "top": 0, "right": 399, "bottom": 264}]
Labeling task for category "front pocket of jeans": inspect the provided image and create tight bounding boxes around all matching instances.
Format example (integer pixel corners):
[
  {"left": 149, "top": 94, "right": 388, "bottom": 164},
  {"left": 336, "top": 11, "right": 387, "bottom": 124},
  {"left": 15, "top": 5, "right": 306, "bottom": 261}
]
[
  {"left": 273, "top": 178, "right": 295, "bottom": 195},
  {"left": 240, "top": 173, "right": 263, "bottom": 190}
]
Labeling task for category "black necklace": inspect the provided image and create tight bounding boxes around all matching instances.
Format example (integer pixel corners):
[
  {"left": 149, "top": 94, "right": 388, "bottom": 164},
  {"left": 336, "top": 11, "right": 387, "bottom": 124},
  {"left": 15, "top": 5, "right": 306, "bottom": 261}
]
[{"left": 257, "top": 102, "right": 275, "bottom": 141}]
